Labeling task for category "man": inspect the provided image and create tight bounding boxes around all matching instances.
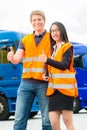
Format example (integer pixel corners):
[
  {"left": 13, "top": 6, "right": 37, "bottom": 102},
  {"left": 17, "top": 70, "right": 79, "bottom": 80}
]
[{"left": 7, "top": 10, "right": 52, "bottom": 130}]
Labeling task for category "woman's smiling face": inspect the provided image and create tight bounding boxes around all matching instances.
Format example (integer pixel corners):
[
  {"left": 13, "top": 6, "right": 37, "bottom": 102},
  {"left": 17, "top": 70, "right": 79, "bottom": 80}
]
[{"left": 50, "top": 24, "right": 61, "bottom": 43}]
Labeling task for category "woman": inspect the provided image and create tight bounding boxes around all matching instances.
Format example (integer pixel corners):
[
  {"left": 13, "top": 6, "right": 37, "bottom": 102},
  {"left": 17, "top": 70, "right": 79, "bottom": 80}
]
[{"left": 39, "top": 21, "right": 78, "bottom": 130}]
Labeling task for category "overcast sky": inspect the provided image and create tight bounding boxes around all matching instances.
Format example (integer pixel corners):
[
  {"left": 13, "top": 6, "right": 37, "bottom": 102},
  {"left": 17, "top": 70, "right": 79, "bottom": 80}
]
[{"left": 0, "top": 0, "right": 87, "bottom": 44}]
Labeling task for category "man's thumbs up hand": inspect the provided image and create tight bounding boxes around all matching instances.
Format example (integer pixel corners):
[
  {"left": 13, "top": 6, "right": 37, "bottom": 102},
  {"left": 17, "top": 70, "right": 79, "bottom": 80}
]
[
  {"left": 9, "top": 46, "right": 14, "bottom": 52},
  {"left": 7, "top": 46, "right": 14, "bottom": 61}
]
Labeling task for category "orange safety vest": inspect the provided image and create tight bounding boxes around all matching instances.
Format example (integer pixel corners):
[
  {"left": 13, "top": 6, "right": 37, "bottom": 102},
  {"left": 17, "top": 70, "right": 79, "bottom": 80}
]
[
  {"left": 46, "top": 42, "right": 78, "bottom": 97},
  {"left": 22, "top": 32, "right": 51, "bottom": 80}
]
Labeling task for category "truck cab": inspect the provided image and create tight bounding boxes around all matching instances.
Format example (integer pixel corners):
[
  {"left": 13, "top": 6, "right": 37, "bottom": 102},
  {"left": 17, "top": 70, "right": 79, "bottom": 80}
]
[
  {"left": 72, "top": 42, "right": 87, "bottom": 113},
  {"left": 0, "top": 30, "right": 39, "bottom": 120}
]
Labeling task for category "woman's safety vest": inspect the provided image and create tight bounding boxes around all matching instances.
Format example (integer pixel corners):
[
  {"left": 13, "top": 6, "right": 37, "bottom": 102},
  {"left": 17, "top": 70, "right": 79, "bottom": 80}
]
[
  {"left": 22, "top": 32, "right": 50, "bottom": 80},
  {"left": 46, "top": 42, "right": 78, "bottom": 97}
]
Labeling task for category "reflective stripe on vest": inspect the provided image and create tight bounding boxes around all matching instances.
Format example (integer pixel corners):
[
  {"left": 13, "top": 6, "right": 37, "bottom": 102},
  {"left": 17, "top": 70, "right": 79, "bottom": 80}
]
[
  {"left": 23, "top": 68, "right": 44, "bottom": 73},
  {"left": 23, "top": 57, "right": 40, "bottom": 62},
  {"left": 48, "top": 82, "right": 75, "bottom": 89},
  {"left": 49, "top": 73, "right": 75, "bottom": 78}
]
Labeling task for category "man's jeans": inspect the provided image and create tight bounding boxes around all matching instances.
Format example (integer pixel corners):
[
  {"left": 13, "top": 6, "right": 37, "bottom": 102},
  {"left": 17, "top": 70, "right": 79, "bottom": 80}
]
[{"left": 14, "top": 79, "right": 52, "bottom": 130}]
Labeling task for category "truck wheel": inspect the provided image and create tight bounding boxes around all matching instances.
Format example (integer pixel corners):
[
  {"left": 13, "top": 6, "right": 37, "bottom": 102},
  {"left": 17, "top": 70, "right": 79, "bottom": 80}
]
[
  {"left": 73, "top": 98, "right": 80, "bottom": 113},
  {"left": 29, "top": 112, "right": 38, "bottom": 118},
  {"left": 0, "top": 96, "right": 9, "bottom": 120}
]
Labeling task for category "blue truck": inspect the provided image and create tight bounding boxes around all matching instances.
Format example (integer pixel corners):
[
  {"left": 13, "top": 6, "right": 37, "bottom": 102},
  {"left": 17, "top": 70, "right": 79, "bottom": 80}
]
[
  {"left": 0, "top": 30, "right": 39, "bottom": 120},
  {"left": 0, "top": 30, "right": 87, "bottom": 120},
  {"left": 72, "top": 41, "right": 87, "bottom": 113}
]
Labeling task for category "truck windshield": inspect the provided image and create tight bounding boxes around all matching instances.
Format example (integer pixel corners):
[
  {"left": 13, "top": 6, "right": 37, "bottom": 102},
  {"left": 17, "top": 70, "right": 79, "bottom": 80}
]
[
  {"left": 0, "top": 49, "right": 9, "bottom": 64},
  {"left": 0, "top": 45, "right": 15, "bottom": 64}
]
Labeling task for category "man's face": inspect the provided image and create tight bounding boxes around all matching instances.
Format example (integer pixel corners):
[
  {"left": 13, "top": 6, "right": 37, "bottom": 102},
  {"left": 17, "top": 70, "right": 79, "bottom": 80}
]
[{"left": 31, "top": 15, "right": 45, "bottom": 33}]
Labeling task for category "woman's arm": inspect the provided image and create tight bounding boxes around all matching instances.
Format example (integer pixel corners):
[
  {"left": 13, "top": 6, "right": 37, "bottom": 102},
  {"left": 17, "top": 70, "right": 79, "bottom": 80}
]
[{"left": 46, "top": 46, "right": 73, "bottom": 70}]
